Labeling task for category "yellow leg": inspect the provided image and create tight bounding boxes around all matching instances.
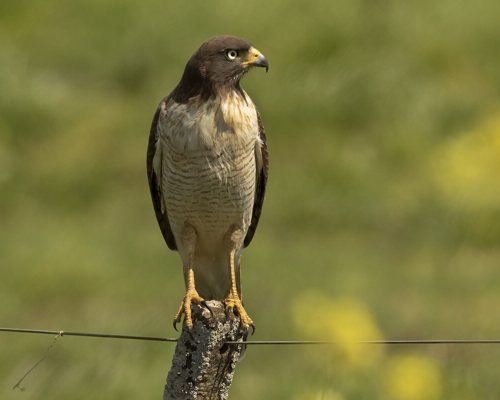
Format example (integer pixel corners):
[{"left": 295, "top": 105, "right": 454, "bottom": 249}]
[
  {"left": 173, "top": 268, "right": 204, "bottom": 329},
  {"left": 224, "top": 249, "right": 254, "bottom": 329}
]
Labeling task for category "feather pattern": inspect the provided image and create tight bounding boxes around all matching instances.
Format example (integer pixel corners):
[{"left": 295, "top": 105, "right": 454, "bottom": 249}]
[
  {"left": 147, "top": 91, "right": 267, "bottom": 297},
  {"left": 146, "top": 35, "right": 268, "bottom": 299}
]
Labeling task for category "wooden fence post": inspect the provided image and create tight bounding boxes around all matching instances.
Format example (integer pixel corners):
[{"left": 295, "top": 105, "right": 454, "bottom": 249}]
[{"left": 163, "top": 300, "right": 247, "bottom": 400}]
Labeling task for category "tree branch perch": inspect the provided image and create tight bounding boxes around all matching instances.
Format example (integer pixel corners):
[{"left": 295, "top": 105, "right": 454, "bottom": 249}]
[{"left": 164, "top": 300, "right": 247, "bottom": 400}]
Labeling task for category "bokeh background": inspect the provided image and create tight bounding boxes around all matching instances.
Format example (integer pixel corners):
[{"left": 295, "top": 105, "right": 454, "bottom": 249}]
[{"left": 2, "top": 0, "right": 500, "bottom": 399}]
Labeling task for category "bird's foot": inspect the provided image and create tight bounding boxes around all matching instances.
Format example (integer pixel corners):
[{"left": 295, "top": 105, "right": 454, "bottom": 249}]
[
  {"left": 224, "top": 292, "right": 254, "bottom": 333},
  {"left": 173, "top": 289, "right": 204, "bottom": 331}
]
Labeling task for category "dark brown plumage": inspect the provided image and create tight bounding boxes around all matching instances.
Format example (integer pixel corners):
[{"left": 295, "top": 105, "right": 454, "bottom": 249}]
[{"left": 171, "top": 36, "right": 265, "bottom": 102}]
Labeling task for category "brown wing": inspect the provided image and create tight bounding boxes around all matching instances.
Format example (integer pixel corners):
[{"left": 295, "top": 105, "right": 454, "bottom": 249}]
[
  {"left": 146, "top": 97, "right": 177, "bottom": 250},
  {"left": 244, "top": 110, "right": 269, "bottom": 247}
]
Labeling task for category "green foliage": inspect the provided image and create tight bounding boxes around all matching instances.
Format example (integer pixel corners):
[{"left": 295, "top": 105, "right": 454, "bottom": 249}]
[{"left": 1, "top": 0, "right": 500, "bottom": 398}]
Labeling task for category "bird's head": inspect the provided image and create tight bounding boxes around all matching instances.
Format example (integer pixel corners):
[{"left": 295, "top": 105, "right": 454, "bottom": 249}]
[{"left": 174, "top": 35, "right": 268, "bottom": 100}]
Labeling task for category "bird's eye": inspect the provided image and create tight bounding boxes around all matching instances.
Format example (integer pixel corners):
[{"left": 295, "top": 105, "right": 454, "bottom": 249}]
[{"left": 225, "top": 50, "right": 239, "bottom": 61}]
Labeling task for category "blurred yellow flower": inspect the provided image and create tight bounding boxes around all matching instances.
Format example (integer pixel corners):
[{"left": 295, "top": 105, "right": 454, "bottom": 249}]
[
  {"left": 431, "top": 112, "right": 500, "bottom": 211},
  {"left": 294, "top": 388, "right": 344, "bottom": 400},
  {"left": 384, "top": 354, "right": 442, "bottom": 400},
  {"left": 291, "top": 291, "right": 384, "bottom": 368}
]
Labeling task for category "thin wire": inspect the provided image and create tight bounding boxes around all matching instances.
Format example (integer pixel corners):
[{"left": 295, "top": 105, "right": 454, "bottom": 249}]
[
  {"left": 3, "top": 327, "right": 500, "bottom": 345},
  {"left": 225, "top": 339, "right": 500, "bottom": 345},
  {"left": 0, "top": 327, "right": 177, "bottom": 343},
  {"left": 12, "top": 331, "right": 63, "bottom": 391}
]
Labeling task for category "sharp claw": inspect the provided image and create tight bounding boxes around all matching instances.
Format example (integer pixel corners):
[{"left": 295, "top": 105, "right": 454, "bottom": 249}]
[
  {"left": 173, "top": 286, "right": 204, "bottom": 332},
  {"left": 250, "top": 323, "right": 256, "bottom": 335}
]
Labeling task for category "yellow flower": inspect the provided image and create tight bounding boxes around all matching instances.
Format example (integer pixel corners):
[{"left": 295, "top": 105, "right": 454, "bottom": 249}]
[
  {"left": 294, "top": 388, "right": 344, "bottom": 400},
  {"left": 384, "top": 354, "right": 442, "bottom": 400},
  {"left": 431, "top": 112, "right": 500, "bottom": 211},
  {"left": 291, "top": 291, "right": 383, "bottom": 368}
]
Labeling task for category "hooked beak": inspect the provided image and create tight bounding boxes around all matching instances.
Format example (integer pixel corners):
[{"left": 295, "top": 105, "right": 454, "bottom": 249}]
[{"left": 242, "top": 46, "right": 269, "bottom": 72}]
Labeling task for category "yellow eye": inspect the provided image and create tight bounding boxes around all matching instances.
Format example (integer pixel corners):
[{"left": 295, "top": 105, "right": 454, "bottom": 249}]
[{"left": 226, "top": 49, "right": 238, "bottom": 60}]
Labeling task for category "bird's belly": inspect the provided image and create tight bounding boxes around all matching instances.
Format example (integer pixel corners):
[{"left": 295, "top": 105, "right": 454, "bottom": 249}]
[{"left": 163, "top": 144, "right": 256, "bottom": 249}]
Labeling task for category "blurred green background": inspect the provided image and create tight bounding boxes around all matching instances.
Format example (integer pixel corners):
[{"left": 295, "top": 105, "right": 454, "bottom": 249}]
[{"left": 2, "top": 0, "right": 500, "bottom": 399}]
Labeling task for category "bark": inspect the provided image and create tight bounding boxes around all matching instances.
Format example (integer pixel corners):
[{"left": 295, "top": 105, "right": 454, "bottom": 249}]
[{"left": 163, "top": 300, "right": 247, "bottom": 400}]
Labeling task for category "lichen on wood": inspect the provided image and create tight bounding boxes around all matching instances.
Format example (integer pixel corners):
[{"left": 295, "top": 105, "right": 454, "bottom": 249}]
[{"left": 164, "top": 300, "right": 247, "bottom": 400}]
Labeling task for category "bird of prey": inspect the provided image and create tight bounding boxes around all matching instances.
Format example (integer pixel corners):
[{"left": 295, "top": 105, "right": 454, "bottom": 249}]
[{"left": 147, "top": 36, "right": 269, "bottom": 330}]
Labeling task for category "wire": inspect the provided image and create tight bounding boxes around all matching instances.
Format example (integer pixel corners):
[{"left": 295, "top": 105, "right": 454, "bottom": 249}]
[
  {"left": 12, "top": 331, "right": 63, "bottom": 391},
  {"left": 0, "top": 327, "right": 177, "bottom": 343},
  {"left": 3, "top": 327, "right": 500, "bottom": 345},
  {"left": 225, "top": 339, "right": 500, "bottom": 345}
]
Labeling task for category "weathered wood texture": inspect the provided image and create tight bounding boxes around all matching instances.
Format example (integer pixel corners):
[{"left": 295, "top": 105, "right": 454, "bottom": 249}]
[{"left": 163, "top": 301, "right": 247, "bottom": 400}]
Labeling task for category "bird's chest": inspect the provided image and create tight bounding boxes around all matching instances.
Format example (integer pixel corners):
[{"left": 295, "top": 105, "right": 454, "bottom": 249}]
[
  {"left": 161, "top": 92, "right": 259, "bottom": 153},
  {"left": 158, "top": 94, "right": 259, "bottom": 236}
]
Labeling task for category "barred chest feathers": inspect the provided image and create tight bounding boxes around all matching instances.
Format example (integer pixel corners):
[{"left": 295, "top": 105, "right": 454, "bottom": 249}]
[
  {"left": 160, "top": 91, "right": 260, "bottom": 154},
  {"left": 155, "top": 90, "right": 260, "bottom": 246}
]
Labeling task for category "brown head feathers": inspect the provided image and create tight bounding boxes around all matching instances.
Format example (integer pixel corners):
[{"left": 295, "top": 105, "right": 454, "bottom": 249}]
[{"left": 172, "top": 36, "right": 267, "bottom": 103}]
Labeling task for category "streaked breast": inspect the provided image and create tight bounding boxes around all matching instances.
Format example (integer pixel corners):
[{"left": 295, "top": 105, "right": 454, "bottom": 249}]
[{"left": 158, "top": 91, "right": 259, "bottom": 243}]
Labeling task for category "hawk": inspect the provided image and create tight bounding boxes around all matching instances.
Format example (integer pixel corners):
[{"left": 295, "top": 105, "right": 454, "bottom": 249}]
[{"left": 147, "top": 36, "right": 269, "bottom": 330}]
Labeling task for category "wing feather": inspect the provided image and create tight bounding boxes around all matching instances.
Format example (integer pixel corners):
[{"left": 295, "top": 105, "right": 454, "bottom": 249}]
[
  {"left": 244, "top": 110, "right": 269, "bottom": 247},
  {"left": 146, "top": 97, "right": 177, "bottom": 250}
]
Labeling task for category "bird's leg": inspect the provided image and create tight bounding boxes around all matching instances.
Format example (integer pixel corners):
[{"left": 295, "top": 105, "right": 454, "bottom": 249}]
[
  {"left": 173, "top": 225, "right": 204, "bottom": 330},
  {"left": 224, "top": 228, "right": 254, "bottom": 330},
  {"left": 173, "top": 267, "right": 204, "bottom": 330}
]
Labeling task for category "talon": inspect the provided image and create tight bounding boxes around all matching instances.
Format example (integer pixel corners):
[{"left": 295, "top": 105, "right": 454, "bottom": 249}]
[
  {"left": 250, "top": 323, "right": 256, "bottom": 335},
  {"left": 172, "top": 267, "right": 204, "bottom": 330},
  {"left": 173, "top": 290, "right": 204, "bottom": 330},
  {"left": 224, "top": 293, "right": 253, "bottom": 328},
  {"left": 173, "top": 319, "right": 179, "bottom": 332},
  {"left": 223, "top": 246, "right": 254, "bottom": 331}
]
